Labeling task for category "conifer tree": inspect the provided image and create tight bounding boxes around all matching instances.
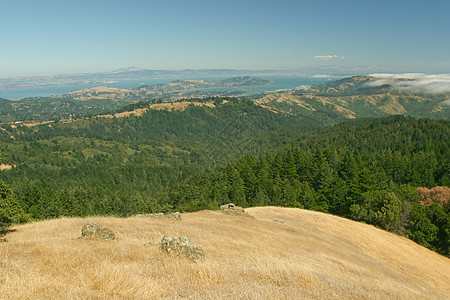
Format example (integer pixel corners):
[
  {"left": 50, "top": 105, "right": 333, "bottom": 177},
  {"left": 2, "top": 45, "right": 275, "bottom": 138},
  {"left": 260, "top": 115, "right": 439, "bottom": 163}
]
[{"left": 0, "top": 180, "right": 25, "bottom": 230}]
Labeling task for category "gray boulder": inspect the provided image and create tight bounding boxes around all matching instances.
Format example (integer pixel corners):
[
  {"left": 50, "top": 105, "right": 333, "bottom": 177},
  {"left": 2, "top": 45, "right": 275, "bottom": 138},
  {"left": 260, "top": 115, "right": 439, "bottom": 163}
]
[
  {"left": 220, "top": 203, "right": 249, "bottom": 216},
  {"left": 80, "top": 222, "right": 115, "bottom": 240},
  {"left": 220, "top": 203, "right": 236, "bottom": 210},
  {"left": 147, "top": 213, "right": 165, "bottom": 218},
  {"left": 165, "top": 212, "right": 182, "bottom": 220},
  {"left": 160, "top": 236, "right": 204, "bottom": 261}
]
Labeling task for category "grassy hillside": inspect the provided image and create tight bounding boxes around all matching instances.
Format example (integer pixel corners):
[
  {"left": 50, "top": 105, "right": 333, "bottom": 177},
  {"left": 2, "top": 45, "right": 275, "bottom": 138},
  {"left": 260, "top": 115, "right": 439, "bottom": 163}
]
[
  {"left": 259, "top": 75, "right": 450, "bottom": 121},
  {"left": 1, "top": 207, "right": 449, "bottom": 299}
]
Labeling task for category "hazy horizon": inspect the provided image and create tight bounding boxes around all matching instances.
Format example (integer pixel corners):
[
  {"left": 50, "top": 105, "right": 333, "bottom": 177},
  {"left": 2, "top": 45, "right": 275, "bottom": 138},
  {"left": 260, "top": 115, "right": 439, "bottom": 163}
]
[{"left": 1, "top": 66, "right": 449, "bottom": 80}]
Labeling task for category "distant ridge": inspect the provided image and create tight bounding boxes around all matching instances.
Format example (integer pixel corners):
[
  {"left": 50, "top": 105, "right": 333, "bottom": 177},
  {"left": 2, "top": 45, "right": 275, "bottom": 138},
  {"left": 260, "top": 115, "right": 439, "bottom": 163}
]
[{"left": 256, "top": 75, "right": 450, "bottom": 120}]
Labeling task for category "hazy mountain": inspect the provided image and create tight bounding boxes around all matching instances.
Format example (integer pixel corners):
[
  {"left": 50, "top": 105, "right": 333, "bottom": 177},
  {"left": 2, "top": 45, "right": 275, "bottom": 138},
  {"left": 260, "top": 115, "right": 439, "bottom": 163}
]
[{"left": 0, "top": 68, "right": 281, "bottom": 90}]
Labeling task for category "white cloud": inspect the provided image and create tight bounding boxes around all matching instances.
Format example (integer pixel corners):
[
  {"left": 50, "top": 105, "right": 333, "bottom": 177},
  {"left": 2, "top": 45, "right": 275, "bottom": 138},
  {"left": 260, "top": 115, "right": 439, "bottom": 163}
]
[
  {"left": 366, "top": 73, "right": 450, "bottom": 93},
  {"left": 314, "top": 55, "right": 345, "bottom": 60}
]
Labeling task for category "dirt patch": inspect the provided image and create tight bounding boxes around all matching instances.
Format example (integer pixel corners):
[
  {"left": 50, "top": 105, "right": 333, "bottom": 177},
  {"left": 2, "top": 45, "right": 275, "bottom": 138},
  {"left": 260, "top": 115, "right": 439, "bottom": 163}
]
[
  {"left": 100, "top": 107, "right": 149, "bottom": 119},
  {"left": 0, "top": 164, "right": 15, "bottom": 171}
]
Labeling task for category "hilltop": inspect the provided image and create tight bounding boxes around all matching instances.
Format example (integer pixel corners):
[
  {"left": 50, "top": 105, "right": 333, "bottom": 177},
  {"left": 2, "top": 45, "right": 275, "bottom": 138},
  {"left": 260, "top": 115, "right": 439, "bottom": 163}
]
[{"left": 1, "top": 207, "right": 449, "bottom": 299}]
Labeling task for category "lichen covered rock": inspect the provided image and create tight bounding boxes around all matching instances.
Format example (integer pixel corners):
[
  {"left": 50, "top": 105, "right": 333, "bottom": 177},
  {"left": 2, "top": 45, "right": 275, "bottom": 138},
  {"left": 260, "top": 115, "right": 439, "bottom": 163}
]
[
  {"left": 220, "top": 203, "right": 251, "bottom": 217},
  {"left": 80, "top": 222, "right": 115, "bottom": 240},
  {"left": 160, "top": 236, "right": 204, "bottom": 261}
]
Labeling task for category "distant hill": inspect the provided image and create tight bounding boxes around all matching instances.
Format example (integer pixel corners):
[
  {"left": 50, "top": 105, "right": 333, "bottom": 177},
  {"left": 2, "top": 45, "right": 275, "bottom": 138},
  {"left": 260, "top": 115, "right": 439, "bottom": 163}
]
[
  {"left": 298, "top": 74, "right": 382, "bottom": 95},
  {"left": 0, "top": 68, "right": 282, "bottom": 90},
  {"left": 0, "top": 77, "right": 271, "bottom": 122},
  {"left": 217, "top": 76, "right": 271, "bottom": 87},
  {"left": 294, "top": 74, "right": 405, "bottom": 95},
  {"left": 257, "top": 75, "right": 450, "bottom": 120},
  {"left": 55, "top": 76, "right": 270, "bottom": 100},
  {"left": 1, "top": 207, "right": 449, "bottom": 298},
  {"left": 1, "top": 74, "right": 448, "bottom": 123},
  {"left": 138, "top": 76, "right": 271, "bottom": 91}
]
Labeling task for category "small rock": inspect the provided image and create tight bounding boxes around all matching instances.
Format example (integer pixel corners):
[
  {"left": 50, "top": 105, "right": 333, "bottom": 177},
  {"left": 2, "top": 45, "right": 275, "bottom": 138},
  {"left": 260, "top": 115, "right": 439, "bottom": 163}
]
[
  {"left": 220, "top": 203, "right": 236, "bottom": 211},
  {"left": 273, "top": 219, "right": 285, "bottom": 224},
  {"left": 149, "top": 213, "right": 165, "bottom": 218},
  {"left": 165, "top": 212, "right": 182, "bottom": 220},
  {"left": 136, "top": 212, "right": 182, "bottom": 220},
  {"left": 80, "top": 222, "right": 115, "bottom": 240},
  {"left": 220, "top": 203, "right": 252, "bottom": 217},
  {"left": 160, "top": 236, "right": 204, "bottom": 261}
]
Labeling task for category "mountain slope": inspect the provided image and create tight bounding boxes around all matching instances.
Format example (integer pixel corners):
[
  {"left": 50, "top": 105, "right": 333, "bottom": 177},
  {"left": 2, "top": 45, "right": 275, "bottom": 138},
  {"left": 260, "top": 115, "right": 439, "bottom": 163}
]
[
  {"left": 257, "top": 75, "right": 450, "bottom": 120},
  {"left": 1, "top": 207, "right": 449, "bottom": 299}
]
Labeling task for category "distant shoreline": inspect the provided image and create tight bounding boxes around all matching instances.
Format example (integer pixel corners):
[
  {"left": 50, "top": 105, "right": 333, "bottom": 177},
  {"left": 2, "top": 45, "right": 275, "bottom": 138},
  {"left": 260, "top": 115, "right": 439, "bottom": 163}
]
[{"left": 0, "top": 75, "right": 335, "bottom": 101}]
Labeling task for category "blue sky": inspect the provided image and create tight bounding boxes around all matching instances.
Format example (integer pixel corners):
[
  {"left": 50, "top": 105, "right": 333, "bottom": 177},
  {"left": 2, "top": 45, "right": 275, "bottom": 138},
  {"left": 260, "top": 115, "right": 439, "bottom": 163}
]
[{"left": 1, "top": 0, "right": 449, "bottom": 76}]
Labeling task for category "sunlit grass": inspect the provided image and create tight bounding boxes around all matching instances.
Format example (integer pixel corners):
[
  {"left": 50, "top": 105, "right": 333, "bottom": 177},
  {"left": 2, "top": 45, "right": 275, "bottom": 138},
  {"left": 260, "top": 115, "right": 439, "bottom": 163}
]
[{"left": 1, "top": 207, "right": 449, "bottom": 299}]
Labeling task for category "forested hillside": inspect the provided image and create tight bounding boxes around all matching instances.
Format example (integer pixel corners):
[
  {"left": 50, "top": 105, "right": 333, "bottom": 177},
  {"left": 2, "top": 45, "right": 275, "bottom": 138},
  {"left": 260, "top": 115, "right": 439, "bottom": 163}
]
[
  {"left": 161, "top": 116, "right": 450, "bottom": 255},
  {"left": 0, "top": 99, "right": 308, "bottom": 220}
]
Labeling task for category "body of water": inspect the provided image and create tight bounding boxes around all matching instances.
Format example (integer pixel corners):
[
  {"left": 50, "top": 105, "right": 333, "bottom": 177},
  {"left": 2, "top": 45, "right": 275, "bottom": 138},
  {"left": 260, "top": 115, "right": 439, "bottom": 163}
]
[{"left": 0, "top": 75, "right": 339, "bottom": 101}]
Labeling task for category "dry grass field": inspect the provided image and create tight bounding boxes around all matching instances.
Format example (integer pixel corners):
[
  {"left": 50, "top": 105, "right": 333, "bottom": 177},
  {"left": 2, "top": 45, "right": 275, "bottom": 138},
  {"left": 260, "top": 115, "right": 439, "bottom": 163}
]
[{"left": 1, "top": 207, "right": 449, "bottom": 299}]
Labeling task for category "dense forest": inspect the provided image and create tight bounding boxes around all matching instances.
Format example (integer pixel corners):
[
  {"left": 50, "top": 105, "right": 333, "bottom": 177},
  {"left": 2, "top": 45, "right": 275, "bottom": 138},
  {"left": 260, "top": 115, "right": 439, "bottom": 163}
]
[
  {"left": 0, "top": 97, "right": 448, "bottom": 256},
  {"left": 161, "top": 116, "right": 449, "bottom": 255},
  {"left": 0, "top": 100, "right": 308, "bottom": 220}
]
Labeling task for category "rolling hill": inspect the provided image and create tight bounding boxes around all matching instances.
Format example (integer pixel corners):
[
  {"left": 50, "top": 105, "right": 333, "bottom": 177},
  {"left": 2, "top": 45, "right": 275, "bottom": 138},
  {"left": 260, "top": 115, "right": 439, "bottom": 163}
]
[
  {"left": 258, "top": 75, "right": 450, "bottom": 120},
  {"left": 1, "top": 74, "right": 449, "bottom": 123},
  {"left": 0, "top": 77, "right": 271, "bottom": 122},
  {"left": 1, "top": 207, "right": 449, "bottom": 299}
]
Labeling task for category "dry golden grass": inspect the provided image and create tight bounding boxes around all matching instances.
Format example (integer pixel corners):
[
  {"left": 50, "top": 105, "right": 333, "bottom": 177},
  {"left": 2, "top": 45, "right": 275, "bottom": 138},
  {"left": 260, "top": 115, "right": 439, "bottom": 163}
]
[
  {"left": 1, "top": 207, "right": 449, "bottom": 299},
  {"left": 99, "top": 108, "right": 150, "bottom": 119},
  {"left": 149, "top": 101, "right": 216, "bottom": 111},
  {"left": 98, "top": 101, "right": 215, "bottom": 119}
]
